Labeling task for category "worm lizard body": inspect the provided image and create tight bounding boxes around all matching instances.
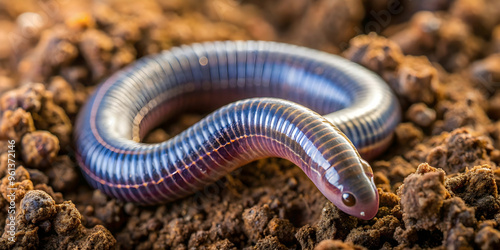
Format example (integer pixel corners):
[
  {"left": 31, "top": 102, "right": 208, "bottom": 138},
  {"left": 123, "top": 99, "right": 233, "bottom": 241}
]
[{"left": 75, "top": 41, "right": 401, "bottom": 220}]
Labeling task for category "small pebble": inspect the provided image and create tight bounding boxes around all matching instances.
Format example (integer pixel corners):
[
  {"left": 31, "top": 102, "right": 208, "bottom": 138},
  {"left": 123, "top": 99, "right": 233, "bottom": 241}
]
[{"left": 21, "top": 190, "right": 56, "bottom": 224}]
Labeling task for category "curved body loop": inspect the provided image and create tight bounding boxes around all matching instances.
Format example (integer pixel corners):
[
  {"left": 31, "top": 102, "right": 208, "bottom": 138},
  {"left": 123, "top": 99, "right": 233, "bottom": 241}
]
[{"left": 74, "top": 41, "right": 401, "bottom": 219}]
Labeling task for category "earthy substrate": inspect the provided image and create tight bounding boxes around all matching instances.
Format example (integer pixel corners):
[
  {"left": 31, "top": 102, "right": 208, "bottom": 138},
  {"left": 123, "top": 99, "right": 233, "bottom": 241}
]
[{"left": 2, "top": 0, "right": 500, "bottom": 249}]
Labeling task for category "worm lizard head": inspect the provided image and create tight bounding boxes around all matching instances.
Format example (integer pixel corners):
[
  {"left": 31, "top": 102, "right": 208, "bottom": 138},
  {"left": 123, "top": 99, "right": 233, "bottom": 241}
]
[{"left": 321, "top": 158, "right": 379, "bottom": 220}]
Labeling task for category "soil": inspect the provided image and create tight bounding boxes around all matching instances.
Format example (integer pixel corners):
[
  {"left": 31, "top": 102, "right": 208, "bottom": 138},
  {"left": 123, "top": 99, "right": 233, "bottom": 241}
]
[{"left": 1, "top": 0, "right": 500, "bottom": 249}]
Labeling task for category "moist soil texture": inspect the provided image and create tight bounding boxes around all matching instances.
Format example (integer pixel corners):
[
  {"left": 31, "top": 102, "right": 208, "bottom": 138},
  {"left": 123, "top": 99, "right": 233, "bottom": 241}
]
[{"left": 2, "top": 0, "right": 500, "bottom": 249}]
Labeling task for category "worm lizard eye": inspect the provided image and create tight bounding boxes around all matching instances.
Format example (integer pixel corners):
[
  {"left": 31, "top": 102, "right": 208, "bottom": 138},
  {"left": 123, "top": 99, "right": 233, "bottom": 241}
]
[{"left": 342, "top": 192, "right": 356, "bottom": 207}]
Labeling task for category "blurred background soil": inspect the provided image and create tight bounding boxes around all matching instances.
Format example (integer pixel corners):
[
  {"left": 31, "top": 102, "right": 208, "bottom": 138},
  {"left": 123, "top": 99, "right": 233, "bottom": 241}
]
[{"left": 1, "top": 0, "right": 500, "bottom": 249}]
